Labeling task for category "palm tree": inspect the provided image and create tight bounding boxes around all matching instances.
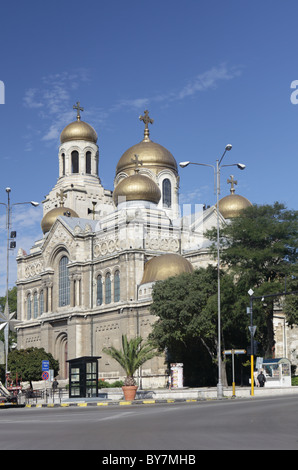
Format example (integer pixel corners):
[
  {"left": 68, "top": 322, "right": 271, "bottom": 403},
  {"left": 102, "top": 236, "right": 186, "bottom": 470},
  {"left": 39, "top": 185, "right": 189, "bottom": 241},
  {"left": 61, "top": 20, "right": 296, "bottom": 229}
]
[{"left": 103, "top": 335, "right": 159, "bottom": 386}]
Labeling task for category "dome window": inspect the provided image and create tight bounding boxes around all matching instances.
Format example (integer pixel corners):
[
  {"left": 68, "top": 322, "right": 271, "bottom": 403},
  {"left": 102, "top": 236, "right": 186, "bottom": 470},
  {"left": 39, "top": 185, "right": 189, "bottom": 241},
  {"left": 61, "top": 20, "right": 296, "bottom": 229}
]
[
  {"left": 71, "top": 151, "right": 79, "bottom": 174},
  {"left": 86, "top": 151, "right": 91, "bottom": 174},
  {"left": 162, "top": 178, "right": 172, "bottom": 208},
  {"left": 61, "top": 153, "right": 65, "bottom": 176}
]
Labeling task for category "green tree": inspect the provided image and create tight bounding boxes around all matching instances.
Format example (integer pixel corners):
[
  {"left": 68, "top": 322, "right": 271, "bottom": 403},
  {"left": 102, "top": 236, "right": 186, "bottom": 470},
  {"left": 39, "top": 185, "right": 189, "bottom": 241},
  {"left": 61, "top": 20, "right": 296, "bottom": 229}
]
[
  {"left": 149, "top": 266, "right": 248, "bottom": 386},
  {"left": 7, "top": 347, "right": 59, "bottom": 383},
  {"left": 0, "top": 286, "right": 17, "bottom": 314},
  {"left": 206, "top": 202, "right": 298, "bottom": 357},
  {"left": 0, "top": 286, "right": 18, "bottom": 379},
  {"left": 103, "top": 335, "right": 159, "bottom": 386}
]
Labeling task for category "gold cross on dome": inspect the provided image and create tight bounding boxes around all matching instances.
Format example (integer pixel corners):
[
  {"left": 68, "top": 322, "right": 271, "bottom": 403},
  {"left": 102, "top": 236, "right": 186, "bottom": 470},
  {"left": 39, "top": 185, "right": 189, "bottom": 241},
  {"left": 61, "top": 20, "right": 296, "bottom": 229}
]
[
  {"left": 227, "top": 175, "right": 237, "bottom": 194},
  {"left": 139, "top": 110, "right": 153, "bottom": 141},
  {"left": 139, "top": 110, "right": 154, "bottom": 129},
  {"left": 73, "top": 101, "right": 84, "bottom": 121},
  {"left": 56, "top": 189, "right": 67, "bottom": 206},
  {"left": 131, "top": 154, "right": 143, "bottom": 173}
]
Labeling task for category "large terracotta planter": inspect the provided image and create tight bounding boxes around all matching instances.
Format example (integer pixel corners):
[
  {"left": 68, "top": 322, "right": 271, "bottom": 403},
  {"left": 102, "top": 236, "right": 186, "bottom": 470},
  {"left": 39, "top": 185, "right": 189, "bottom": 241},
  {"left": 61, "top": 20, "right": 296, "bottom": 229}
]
[{"left": 122, "top": 385, "right": 138, "bottom": 401}]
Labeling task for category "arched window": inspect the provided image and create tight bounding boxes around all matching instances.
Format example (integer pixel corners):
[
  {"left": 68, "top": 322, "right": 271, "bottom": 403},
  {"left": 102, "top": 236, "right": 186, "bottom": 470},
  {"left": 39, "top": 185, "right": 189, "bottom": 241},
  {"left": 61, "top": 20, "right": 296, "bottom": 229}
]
[
  {"left": 59, "top": 256, "right": 70, "bottom": 306},
  {"left": 27, "top": 294, "right": 31, "bottom": 320},
  {"left": 33, "top": 292, "right": 38, "bottom": 319},
  {"left": 71, "top": 150, "right": 79, "bottom": 174},
  {"left": 40, "top": 290, "right": 44, "bottom": 315},
  {"left": 61, "top": 153, "right": 65, "bottom": 176},
  {"left": 162, "top": 178, "right": 172, "bottom": 208},
  {"left": 86, "top": 151, "right": 91, "bottom": 174},
  {"left": 114, "top": 270, "right": 120, "bottom": 302},
  {"left": 105, "top": 273, "right": 111, "bottom": 304},
  {"left": 97, "top": 275, "right": 103, "bottom": 306}
]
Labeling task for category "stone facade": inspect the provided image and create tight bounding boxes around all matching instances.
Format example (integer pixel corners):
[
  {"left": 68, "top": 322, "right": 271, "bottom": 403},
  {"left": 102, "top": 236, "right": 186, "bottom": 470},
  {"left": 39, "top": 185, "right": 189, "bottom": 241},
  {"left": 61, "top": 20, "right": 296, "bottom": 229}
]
[
  {"left": 16, "top": 111, "right": 218, "bottom": 387},
  {"left": 16, "top": 110, "right": 295, "bottom": 386}
]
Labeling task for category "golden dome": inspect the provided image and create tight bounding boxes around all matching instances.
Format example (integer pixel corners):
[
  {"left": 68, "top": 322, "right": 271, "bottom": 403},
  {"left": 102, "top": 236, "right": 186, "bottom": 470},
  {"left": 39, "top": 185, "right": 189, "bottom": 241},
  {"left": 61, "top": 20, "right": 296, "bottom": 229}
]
[
  {"left": 116, "top": 110, "right": 177, "bottom": 176},
  {"left": 141, "top": 254, "right": 194, "bottom": 284},
  {"left": 113, "top": 173, "right": 161, "bottom": 206},
  {"left": 218, "top": 193, "right": 252, "bottom": 219},
  {"left": 218, "top": 175, "right": 252, "bottom": 219},
  {"left": 116, "top": 140, "right": 177, "bottom": 176},
  {"left": 60, "top": 120, "right": 98, "bottom": 144},
  {"left": 41, "top": 207, "right": 79, "bottom": 234}
]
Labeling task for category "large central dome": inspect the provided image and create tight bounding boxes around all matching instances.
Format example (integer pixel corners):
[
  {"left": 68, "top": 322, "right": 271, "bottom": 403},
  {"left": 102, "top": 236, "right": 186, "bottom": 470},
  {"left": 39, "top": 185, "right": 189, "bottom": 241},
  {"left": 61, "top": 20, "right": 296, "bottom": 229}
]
[
  {"left": 116, "top": 110, "right": 177, "bottom": 176},
  {"left": 116, "top": 140, "right": 178, "bottom": 175}
]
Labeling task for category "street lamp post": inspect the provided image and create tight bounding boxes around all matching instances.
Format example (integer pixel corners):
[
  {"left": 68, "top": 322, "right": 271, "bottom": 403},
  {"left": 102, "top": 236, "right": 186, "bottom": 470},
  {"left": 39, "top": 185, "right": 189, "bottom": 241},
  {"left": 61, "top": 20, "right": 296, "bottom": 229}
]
[
  {"left": 0, "top": 188, "right": 39, "bottom": 386},
  {"left": 179, "top": 146, "right": 245, "bottom": 399}
]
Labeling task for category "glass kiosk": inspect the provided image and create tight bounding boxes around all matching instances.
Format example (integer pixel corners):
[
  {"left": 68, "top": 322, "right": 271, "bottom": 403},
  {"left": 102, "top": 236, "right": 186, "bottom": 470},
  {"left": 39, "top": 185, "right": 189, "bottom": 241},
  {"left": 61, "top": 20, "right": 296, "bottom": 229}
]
[
  {"left": 262, "top": 358, "right": 291, "bottom": 387},
  {"left": 67, "top": 356, "right": 101, "bottom": 398}
]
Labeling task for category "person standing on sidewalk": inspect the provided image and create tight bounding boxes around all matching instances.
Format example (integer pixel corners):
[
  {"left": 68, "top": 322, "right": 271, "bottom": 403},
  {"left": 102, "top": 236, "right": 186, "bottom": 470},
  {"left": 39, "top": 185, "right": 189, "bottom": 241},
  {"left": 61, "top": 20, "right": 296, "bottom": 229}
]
[
  {"left": 257, "top": 371, "right": 266, "bottom": 387},
  {"left": 52, "top": 379, "right": 59, "bottom": 393}
]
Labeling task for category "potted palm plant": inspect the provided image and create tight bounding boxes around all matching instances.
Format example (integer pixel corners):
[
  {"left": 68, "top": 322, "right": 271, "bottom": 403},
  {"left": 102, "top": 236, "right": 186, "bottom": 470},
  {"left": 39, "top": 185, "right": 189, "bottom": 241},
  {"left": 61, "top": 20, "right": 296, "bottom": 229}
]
[{"left": 103, "top": 334, "right": 159, "bottom": 401}]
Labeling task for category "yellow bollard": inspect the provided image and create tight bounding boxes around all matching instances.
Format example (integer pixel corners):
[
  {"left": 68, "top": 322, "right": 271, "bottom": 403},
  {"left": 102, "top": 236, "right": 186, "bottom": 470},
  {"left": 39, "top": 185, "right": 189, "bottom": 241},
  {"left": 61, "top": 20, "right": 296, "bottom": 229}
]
[{"left": 251, "top": 355, "right": 254, "bottom": 396}]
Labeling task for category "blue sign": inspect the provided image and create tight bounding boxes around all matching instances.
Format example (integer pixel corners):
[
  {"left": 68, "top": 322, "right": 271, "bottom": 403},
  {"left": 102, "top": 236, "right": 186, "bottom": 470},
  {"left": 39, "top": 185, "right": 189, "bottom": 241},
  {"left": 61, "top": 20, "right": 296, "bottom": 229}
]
[{"left": 42, "top": 360, "right": 49, "bottom": 371}]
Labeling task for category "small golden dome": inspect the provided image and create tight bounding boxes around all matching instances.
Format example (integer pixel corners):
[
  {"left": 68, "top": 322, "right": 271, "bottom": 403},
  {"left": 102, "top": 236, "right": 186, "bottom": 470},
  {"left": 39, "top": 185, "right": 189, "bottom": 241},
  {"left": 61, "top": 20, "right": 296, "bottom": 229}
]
[
  {"left": 113, "top": 173, "right": 161, "bottom": 206},
  {"left": 141, "top": 254, "right": 194, "bottom": 284},
  {"left": 218, "top": 193, "right": 252, "bottom": 218},
  {"left": 60, "top": 120, "right": 98, "bottom": 144},
  {"left": 116, "top": 110, "right": 177, "bottom": 176},
  {"left": 218, "top": 175, "right": 252, "bottom": 219},
  {"left": 41, "top": 207, "right": 79, "bottom": 234}
]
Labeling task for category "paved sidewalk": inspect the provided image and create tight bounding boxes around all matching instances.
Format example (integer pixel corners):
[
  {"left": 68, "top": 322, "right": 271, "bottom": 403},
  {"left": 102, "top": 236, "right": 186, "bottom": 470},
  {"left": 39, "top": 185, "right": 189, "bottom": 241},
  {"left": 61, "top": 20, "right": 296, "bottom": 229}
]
[{"left": 6, "top": 384, "right": 297, "bottom": 409}]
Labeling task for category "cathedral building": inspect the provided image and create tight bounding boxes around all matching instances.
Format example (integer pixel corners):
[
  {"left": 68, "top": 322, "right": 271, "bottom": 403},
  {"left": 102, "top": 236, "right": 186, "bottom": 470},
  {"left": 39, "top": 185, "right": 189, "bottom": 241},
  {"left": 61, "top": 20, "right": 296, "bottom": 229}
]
[{"left": 16, "top": 105, "right": 253, "bottom": 386}]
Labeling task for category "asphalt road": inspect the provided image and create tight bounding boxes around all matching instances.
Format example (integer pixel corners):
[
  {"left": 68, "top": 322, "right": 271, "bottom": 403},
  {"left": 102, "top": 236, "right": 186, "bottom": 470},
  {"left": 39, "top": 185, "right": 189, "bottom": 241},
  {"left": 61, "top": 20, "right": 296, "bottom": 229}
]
[{"left": 1, "top": 395, "right": 298, "bottom": 451}]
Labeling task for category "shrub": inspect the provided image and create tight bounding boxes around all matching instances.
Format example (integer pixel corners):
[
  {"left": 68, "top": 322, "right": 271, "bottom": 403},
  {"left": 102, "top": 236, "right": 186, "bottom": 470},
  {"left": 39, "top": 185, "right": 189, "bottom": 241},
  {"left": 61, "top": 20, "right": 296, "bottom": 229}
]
[{"left": 98, "top": 380, "right": 124, "bottom": 388}]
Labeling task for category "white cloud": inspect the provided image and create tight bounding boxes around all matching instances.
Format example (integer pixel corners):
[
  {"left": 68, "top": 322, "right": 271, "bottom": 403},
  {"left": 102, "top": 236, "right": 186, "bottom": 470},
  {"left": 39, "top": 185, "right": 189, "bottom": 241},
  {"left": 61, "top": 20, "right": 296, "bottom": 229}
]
[
  {"left": 177, "top": 64, "right": 242, "bottom": 100},
  {"left": 110, "top": 63, "right": 242, "bottom": 111},
  {"left": 23, "top": 88, "right": 44, "bottom": 108},
  {"left": 23, "top": 64, "right": 242, "bottom": 146},
  {"left": 179, "top": 186, "right": 211, "bottom": 205}
]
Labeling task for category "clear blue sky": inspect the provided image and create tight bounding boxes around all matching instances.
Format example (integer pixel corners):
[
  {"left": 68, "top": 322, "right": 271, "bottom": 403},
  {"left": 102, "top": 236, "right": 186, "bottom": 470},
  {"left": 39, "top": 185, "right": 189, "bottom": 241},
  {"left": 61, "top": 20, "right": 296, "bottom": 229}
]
[{"left": 0, "top": 0, "right": 298, "bottom": 295}]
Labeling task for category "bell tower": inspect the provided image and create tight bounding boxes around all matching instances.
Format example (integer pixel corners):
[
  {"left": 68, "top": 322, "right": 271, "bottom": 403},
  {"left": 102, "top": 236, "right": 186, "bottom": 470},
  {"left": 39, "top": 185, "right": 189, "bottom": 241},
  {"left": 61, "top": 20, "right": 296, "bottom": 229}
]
[{"left": 41, "top": 103, "right": 114, "bottom": 230}]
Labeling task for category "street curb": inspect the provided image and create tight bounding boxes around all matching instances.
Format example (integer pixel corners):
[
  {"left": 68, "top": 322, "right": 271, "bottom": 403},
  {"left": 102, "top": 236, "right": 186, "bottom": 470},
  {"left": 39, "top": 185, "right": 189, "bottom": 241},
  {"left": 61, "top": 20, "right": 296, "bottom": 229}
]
[
  {"left": 21, "top": 398, "right": 209, "bottom": 408},
  {"left": 0, "top": 403, "right": 26, "bottom": 409}
]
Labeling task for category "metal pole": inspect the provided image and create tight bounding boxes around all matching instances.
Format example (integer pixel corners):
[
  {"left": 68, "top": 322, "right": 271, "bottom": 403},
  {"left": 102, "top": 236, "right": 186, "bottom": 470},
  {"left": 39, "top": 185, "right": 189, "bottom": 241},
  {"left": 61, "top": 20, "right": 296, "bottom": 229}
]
[
  {"left": 232, "top": 350, "right": 235, "bottom": 397},
  {"left": 250, "top": 295, "right": 254, "bottom": 397},
  {"left": 0, "top": 190, "right": 39, "bottom": 387},
  {"left": 179, "top": 146, "right": 241, "bottom": 400},
  {"left": 216, "top": 159, "right": 223, "bottom": 399},
  {"left": 4, "top": 189, "right": 10, "bottom": 387}
]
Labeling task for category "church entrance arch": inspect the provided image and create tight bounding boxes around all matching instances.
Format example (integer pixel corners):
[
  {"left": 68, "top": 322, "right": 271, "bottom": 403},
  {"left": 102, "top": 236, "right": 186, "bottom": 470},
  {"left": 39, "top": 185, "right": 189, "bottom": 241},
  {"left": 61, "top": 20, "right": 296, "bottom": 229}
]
[{"left": 55, "top": 332, "right": 68, "bottom": 379}]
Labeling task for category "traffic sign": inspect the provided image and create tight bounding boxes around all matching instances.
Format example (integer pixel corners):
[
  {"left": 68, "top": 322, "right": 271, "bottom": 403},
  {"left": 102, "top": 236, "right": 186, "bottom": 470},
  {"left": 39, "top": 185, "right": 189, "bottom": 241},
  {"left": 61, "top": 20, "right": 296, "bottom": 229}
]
[
  {"left": 42, "top": 371, "right": 49, "bottom": 380},
  {"left": 224, "top": 349, "right": 246, "bottom": 355},
  {"left": 248, "top": 326, "right": 257, "bottom": 337},
  {"left": 42, "top": 360, "right": 49, "bottom": 371}
]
